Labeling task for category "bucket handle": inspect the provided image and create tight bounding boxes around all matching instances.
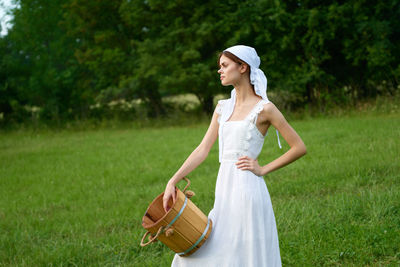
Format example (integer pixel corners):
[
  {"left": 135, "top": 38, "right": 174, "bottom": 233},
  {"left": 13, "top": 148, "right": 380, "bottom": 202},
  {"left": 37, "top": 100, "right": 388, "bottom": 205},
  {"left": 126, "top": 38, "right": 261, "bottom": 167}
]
[
  {"left": 140, "top": 226, "right": 165, "bottom": 247},
  {"left": 181, "top": 177, "right": 190, "bottom": 194}
]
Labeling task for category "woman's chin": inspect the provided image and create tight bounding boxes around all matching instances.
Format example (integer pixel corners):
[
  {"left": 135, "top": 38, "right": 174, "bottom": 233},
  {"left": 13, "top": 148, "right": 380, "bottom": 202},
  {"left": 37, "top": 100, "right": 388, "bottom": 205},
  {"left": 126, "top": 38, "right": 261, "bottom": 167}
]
[{"left": 220, "top": 80, "right": 229, "bottom": 86}]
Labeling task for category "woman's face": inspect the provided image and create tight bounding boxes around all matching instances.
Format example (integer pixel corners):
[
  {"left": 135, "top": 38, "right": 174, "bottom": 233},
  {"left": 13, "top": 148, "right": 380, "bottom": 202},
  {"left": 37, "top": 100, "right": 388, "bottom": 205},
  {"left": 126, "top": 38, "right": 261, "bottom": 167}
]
[{"left": 218, "top": 54, "right": 242, "bottom": 86}]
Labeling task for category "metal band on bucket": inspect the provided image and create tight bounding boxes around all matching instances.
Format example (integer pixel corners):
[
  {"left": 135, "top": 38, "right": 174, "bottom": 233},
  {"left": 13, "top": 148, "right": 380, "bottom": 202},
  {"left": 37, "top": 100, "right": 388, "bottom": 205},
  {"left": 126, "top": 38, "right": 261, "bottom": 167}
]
[
  {"left": 165, "top": 196, "right": 188, "bottom": 230},
  {"left": 177, "top": 218, "right": 211, "bottom": 256}
]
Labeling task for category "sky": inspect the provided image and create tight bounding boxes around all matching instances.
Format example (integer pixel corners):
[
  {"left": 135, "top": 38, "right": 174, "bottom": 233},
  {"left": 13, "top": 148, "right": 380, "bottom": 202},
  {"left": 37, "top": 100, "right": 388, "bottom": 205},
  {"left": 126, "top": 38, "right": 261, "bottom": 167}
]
[{"left": 0, "top": 0, "right": 18, "bottom": 36}]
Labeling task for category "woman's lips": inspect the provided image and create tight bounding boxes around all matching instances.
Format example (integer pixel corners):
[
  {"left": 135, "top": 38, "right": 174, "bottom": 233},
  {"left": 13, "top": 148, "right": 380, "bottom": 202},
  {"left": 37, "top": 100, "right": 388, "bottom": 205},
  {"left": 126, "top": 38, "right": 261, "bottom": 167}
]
[{"left": 220, "top": 76, "right": 224, "bottom": 80}]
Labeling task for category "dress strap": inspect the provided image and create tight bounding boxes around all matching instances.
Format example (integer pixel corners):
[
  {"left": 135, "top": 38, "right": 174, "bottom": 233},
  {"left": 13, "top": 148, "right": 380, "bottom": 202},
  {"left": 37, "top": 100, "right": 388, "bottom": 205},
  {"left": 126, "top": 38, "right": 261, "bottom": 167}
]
[
  {"left": 215, "top": 100, "right": 224, "bottom": 115},
  {"left": 249, "top": 100, "right": 282, "bottom": 149},
  {"left": 245, "top": 100, "right": 264, "bottom": 124}
]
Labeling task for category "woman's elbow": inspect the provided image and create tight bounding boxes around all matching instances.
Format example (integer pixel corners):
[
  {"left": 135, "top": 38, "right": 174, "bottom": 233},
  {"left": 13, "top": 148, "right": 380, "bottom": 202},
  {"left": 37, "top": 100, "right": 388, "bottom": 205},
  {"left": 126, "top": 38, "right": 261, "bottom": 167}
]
[
  {"left": 292, "top": 141, "right": 306, "bottom": 157},
  {"left": 299, "top": 143, "right": 307, "bottom": 156}
]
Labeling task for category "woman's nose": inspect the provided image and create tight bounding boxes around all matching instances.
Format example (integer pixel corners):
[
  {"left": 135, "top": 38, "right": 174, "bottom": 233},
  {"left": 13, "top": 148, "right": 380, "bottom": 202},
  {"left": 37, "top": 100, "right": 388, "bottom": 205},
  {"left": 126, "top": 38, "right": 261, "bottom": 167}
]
[{"left": 218, "top": 68, "right": 223, "bottom": 74}]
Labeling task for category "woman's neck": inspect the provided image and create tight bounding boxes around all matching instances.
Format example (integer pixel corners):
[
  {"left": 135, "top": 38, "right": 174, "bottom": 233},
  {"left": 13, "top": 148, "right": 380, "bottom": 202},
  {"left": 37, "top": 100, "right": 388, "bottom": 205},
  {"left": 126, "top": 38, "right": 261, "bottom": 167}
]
[{"left": 232, "top": 79, "right": 260, "bottom": 106}]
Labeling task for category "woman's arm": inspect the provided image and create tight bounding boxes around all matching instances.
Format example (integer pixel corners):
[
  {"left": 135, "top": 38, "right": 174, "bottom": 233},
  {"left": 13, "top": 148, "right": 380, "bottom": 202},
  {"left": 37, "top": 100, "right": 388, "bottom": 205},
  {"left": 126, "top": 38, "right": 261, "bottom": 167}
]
[
  {"left": 163, "top": 104, "right": 221, "bottom": 211},
  {"left": 260, "top": 103, "right": 307, "bottom": 175},
  {"left": 236, "top": 102, "right": 307, "bottom": 176}
]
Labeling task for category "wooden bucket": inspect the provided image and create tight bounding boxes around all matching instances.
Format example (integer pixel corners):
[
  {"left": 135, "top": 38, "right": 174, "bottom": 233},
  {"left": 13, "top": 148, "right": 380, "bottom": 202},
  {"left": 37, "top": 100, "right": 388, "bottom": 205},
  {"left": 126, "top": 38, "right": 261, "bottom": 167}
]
[{"left": 140, "top": 177, "right": 212, "bottom": 257}]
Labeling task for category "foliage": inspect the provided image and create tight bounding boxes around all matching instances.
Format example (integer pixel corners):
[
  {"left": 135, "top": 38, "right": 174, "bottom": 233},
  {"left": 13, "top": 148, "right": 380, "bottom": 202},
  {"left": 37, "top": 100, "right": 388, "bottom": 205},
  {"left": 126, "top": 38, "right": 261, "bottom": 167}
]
[
  {"left": 0, "top": 0, "right": 399, "bottom": 124},
  {"left": 0, "top": 0, "right": 82, "bottom": 122}
]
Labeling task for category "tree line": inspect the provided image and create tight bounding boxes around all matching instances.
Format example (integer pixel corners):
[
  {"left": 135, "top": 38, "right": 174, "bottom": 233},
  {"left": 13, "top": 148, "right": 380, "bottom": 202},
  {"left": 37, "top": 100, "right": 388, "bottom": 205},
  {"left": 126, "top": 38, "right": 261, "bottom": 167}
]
[{"left": 1, "top": 0, "right": 399, "bottom": 124}]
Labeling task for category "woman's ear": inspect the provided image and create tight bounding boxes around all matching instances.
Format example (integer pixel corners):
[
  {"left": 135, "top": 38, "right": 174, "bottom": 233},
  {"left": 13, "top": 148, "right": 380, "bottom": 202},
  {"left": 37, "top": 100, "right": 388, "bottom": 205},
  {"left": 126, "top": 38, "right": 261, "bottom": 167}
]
[{"left": 239, "top": 63, "right": 249, "bottom": 74}]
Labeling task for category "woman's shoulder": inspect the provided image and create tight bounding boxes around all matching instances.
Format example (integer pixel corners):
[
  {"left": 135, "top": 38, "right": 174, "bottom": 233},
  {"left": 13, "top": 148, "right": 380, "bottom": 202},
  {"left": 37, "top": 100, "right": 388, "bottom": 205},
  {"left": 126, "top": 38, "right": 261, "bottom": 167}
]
[
  {"left": 259, "top": 99, "right": 285, "bottom": 122},
  {"left": 260, "top": 99, "right": 276, "bottom": 110},
  {"left": 255, "top": 99, "right": 279, "bottom": 118}
]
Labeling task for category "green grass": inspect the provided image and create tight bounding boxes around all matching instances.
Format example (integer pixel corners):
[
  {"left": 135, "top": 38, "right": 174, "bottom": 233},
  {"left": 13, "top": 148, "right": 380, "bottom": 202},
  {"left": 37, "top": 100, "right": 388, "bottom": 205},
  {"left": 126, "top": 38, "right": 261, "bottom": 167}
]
[{"left": 0, "top": 111, "right": 399, "bottom": 266}]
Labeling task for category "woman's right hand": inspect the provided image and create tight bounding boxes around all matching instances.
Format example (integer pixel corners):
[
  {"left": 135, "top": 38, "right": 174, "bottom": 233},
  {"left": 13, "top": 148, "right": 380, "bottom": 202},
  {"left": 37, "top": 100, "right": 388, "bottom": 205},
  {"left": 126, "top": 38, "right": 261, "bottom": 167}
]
[{"left": 163, "top": 181, "right": 177, "bottom": 213}]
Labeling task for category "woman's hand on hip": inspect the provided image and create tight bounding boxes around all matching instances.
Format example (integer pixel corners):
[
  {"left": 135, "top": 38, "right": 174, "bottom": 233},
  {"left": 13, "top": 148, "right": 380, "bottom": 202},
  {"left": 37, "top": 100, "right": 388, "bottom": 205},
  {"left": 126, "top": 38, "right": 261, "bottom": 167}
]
[
  {"left": 163, "top": 182, "right": 176, "bottom": 212},
  {"left": 235, "top": 156, "right": 264, "bottom": 176}
]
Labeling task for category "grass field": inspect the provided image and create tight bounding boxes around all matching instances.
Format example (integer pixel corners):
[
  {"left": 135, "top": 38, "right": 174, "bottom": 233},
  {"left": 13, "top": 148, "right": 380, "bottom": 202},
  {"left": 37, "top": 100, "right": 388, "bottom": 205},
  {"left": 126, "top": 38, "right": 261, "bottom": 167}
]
[{"left": 0, "top": 111, "right": 399, "bottom": 266}]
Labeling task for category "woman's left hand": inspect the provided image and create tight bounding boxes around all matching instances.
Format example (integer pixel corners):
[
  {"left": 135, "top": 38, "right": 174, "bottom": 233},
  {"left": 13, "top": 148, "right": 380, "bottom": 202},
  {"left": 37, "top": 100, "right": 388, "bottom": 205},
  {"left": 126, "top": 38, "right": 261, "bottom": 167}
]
[{"left": 235, "top": 156, "right": 264, "bottom": 176}]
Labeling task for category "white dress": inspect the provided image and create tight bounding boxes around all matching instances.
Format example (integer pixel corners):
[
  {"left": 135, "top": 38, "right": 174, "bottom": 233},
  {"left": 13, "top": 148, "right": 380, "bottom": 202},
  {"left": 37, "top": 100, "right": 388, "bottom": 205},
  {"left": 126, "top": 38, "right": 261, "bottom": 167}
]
[{"left": 171, "top": 99, "right": 282, "bottom": 267}]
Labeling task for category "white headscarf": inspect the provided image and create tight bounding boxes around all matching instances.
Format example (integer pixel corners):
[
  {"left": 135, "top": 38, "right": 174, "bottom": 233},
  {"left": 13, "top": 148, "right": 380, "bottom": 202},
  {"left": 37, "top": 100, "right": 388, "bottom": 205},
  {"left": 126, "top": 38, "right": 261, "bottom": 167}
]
[{"left": 225, "top": 45, "right": 268, "bottom": 101}]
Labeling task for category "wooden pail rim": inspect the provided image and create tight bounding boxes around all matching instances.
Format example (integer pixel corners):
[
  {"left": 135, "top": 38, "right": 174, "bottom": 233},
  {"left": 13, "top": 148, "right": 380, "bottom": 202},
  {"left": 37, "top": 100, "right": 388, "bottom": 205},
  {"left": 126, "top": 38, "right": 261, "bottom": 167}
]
[{"left": 142, "top": 177, "right": 190, "bottom": 230}]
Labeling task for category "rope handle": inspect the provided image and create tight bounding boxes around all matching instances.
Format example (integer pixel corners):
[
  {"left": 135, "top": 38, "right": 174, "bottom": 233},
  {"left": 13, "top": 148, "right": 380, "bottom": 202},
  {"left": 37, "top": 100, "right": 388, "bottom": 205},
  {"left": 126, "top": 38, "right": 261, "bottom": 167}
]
[
  {"left": 140, "top": 226, "right": 165, "bottom": 247},
  {"left": 181, "top": 177, "right": 190, "bottom": 194}
]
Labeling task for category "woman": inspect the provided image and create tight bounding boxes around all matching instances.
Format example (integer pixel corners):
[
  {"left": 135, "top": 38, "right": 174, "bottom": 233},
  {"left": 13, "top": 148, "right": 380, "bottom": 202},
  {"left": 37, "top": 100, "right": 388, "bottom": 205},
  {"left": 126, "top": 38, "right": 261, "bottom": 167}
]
[{"left": 163, "top": 45, "right": 307, "bottom": 267}]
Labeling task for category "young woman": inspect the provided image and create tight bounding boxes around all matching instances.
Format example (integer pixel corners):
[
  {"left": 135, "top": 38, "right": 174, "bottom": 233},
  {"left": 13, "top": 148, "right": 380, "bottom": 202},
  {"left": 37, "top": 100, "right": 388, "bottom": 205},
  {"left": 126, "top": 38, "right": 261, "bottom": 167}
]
[{"left": 163, "top": 45, "right": 307, "bottom": 267}]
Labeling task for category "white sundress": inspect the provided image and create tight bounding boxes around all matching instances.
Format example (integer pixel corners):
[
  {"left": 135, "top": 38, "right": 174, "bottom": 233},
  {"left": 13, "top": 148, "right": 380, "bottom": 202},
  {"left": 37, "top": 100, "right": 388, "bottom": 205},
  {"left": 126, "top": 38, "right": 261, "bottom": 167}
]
[{"left": 171, "top": 99, "right": 282, "bottom": 267}]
